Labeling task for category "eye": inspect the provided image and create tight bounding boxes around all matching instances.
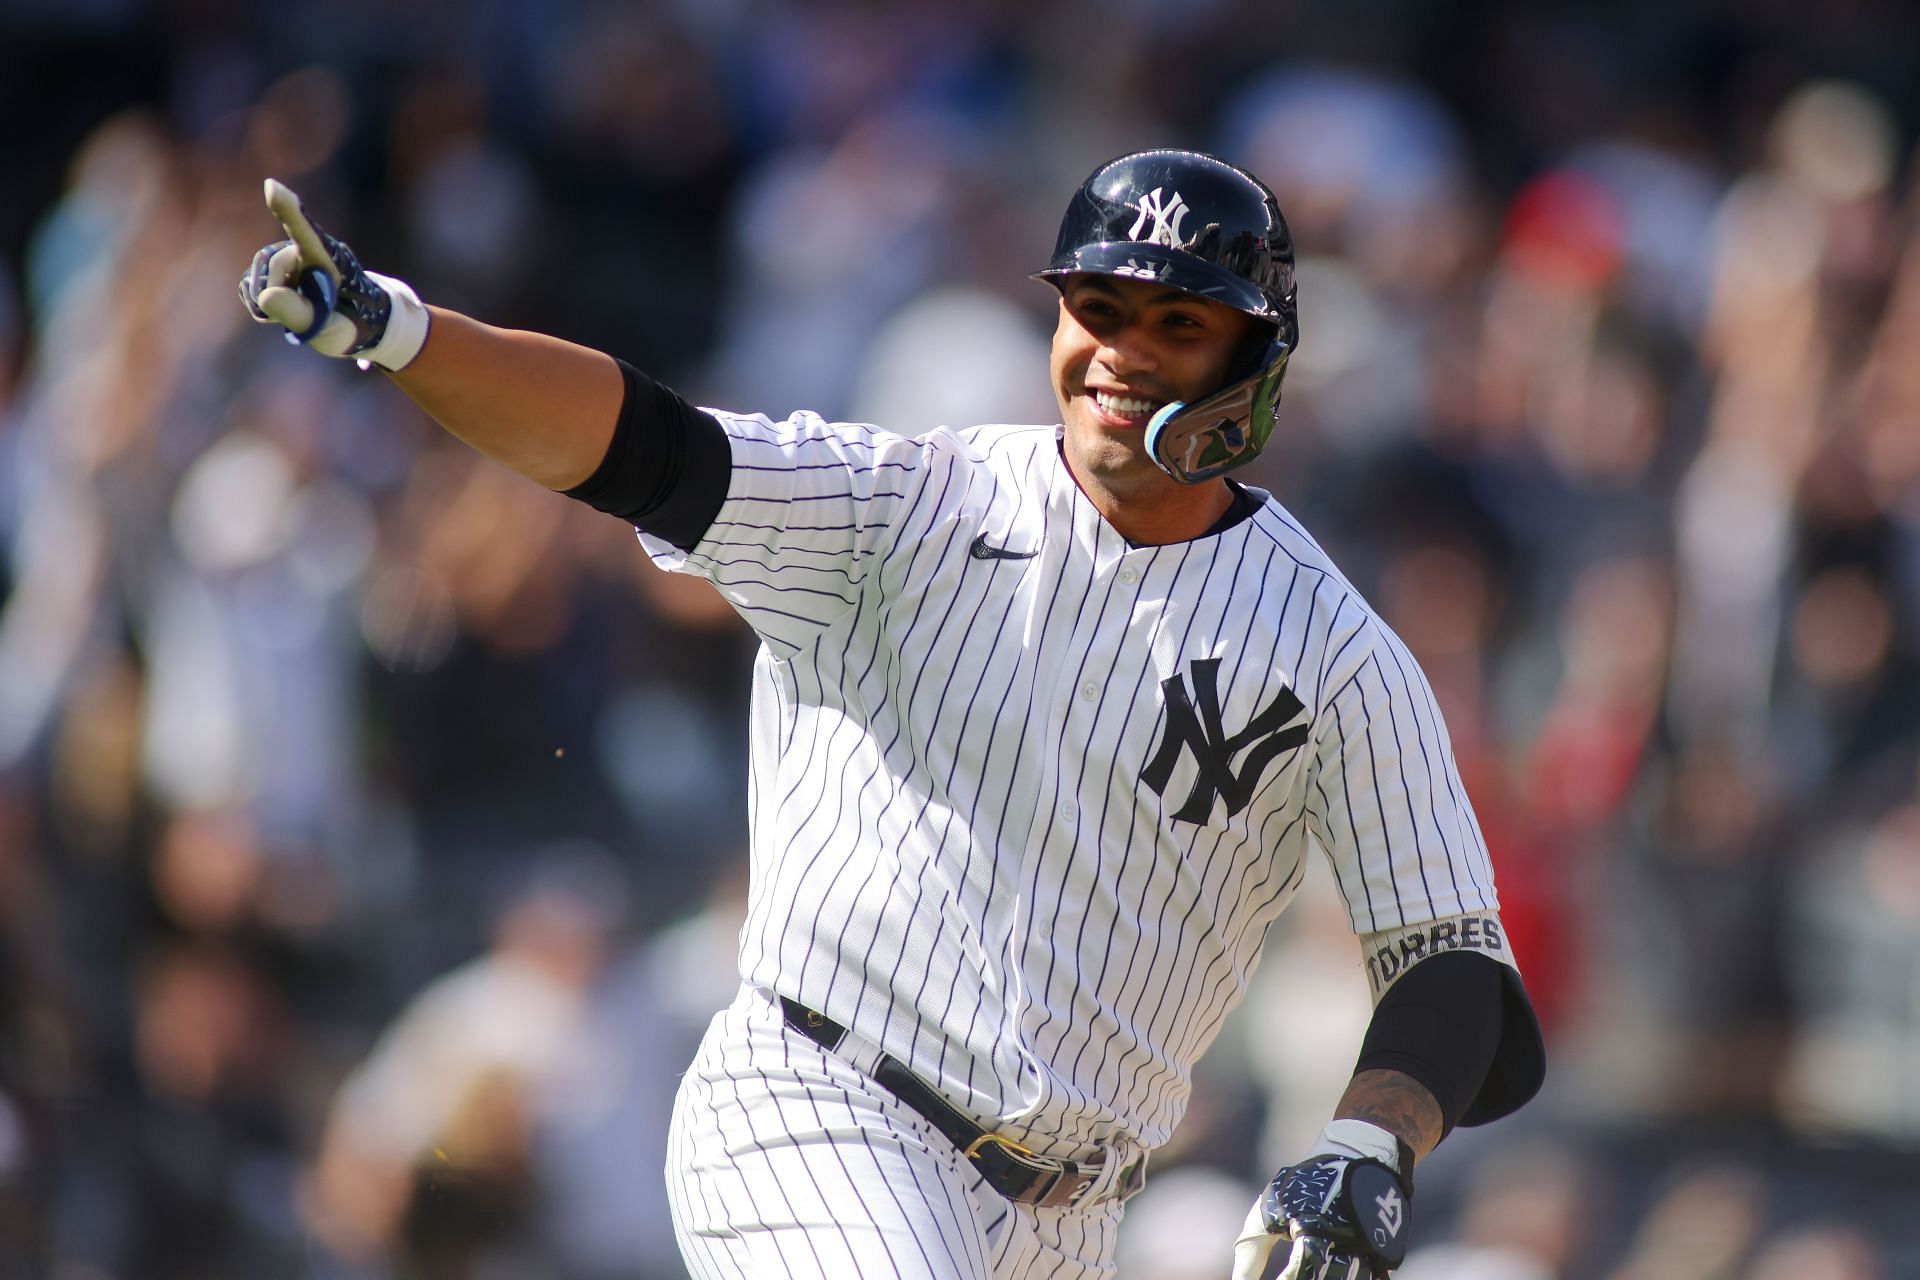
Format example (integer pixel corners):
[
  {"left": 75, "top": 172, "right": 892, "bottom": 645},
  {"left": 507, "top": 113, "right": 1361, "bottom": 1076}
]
[{"left": 1070, "top": 297, "right": 1124, "bottom": 330}]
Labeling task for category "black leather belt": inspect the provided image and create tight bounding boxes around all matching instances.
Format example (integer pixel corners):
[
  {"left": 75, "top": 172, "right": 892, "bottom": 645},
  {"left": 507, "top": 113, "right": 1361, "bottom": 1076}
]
[{"left": 779, "top": 997, "right": 1144, "bottom": 1209}]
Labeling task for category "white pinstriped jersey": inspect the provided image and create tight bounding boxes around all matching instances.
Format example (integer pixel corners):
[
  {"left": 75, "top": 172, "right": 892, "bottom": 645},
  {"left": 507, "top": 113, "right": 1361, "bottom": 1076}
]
[{"left": 639, "top": 412, "right": 1498, "bottom": 1155}]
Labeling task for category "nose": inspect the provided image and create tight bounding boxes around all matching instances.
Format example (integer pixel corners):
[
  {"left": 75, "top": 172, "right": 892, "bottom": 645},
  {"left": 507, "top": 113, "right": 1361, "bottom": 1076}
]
[{"left": 1097, "top": 321, "right": 1159, "bottom": 377}]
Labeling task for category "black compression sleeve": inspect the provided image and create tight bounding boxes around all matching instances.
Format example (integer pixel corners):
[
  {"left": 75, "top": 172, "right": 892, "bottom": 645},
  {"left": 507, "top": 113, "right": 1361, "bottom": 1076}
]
[
  {"left": 1353, "top": 950, "right": 1507, "bottom": 1137},
  {"left": 562, "top": 359, "right": 732, "bottom": 552}
]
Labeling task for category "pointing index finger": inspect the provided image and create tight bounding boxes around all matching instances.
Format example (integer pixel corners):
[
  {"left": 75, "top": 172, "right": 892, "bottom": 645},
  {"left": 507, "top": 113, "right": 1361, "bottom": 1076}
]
[{"left": 263, "top": 179, "right": 340, "bottom": 285}]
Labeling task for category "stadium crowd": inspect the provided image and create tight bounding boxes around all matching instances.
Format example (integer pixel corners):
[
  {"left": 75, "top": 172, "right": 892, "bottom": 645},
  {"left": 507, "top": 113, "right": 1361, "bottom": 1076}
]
[{"left": 1, "top": 0, "right": 1918, "bottom": 1276}]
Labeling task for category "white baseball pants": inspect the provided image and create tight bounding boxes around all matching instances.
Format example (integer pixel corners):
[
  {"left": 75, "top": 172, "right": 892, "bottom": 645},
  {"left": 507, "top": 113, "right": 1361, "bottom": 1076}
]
[{"left": 666, "top": 986, "right": 1123, "bottom": 1279}]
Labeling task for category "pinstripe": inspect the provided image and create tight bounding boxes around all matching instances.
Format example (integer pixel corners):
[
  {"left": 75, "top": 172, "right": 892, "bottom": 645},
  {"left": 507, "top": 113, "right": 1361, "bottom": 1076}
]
[
  {"left": 1059, "top": 539, "right": 1219, "bottom": 1108},
  {"left": 1374, "top": 636, "right": 1477, "bottom": 911},
  {"left": 779, "top": 1082, "right": 873, "bottom": 1279},
  {"left": 979, "top": 480, "right": 1108, "bottom": 1116},
  {"left": 807, "top": 463, "right": 966, "bottom": 1014},
  {"left": 669, "top": 988, "right": 1115, "bottom": 1278},
  {"left": 875, "top": 478, "right": 1024, "bottom": 1054},
  {"left": 1381, "top": 627, "right": 1495, "bottom": 907},
  {"left": 1008, "top": 540, "right": 1129, "bottom": 1098},
  {"left": 851, "top": 484, "right": 1001, "bottom": 1048},
  {"left": 701, "top": 518, "right": 863, "bottom": 534},
  {"left": 702, "top": 552, "right": 864, "bottom": 581},
  {"left": 756, "top": 458, "right": 954, "bottom": 983},
  {"left": 943, "top": 439, "right": 1076, "bottom": 1099},
  {"left": 732, "top": 459, "right": 917, "bottom": 474},
  {"left": 1021, "top": 535, "right": 1170, "bottom": 1085},
  {"left": 1352, "top": 667, "right": 1408, "bottom": 927},
  {"left": 706, "top": 1061, "right": 825, "bottom": 1278},
  {"left": 754, "top": 633, "right": 867, "bottom": 970},
  {"left": 664, "top": 1067, "right": 725, "bottom": 1280},
  {"left": 1323, "top": 693, "right": 1381, "bottom": 931},
  {"left": 781, "top": 1031, "right": 931, "bottom": 1279},
  {"left": 1182, "top": 811, "right": 1315, "bottom": 1056},
  {"left": 642, "top": 411, "right": 1500, "bottom": 1271},
  {"left": 1121, "top": 542, "right": 1296, "bottom": 1087},
  {"left": 1369, "top": 650, "right": 1440, "bottom": 917}
]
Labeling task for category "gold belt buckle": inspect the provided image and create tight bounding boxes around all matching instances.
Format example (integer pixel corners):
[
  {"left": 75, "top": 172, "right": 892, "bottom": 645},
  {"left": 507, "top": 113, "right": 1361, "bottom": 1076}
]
[
  {"left": 961, "top": 1131, "right": 1039, "bottom": 1162},
  {"left": 964, "top": 1132, "right": 1097, "bottom": 1208}
]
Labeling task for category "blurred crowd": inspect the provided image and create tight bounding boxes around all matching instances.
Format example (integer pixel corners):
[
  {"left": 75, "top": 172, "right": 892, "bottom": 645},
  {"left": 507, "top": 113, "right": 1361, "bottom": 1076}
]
[{"left": 2, "top": 0, "right": 1919, "bottom": 1277}]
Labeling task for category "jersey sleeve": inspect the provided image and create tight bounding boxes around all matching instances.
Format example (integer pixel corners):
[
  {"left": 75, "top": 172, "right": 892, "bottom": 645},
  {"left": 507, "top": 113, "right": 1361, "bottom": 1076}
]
[
  {"left": 1303, "top": 612, "right": 1499, "bottom": 933},
  {"left": 634, "top": 408, "right": 934, "bottom": 656}
]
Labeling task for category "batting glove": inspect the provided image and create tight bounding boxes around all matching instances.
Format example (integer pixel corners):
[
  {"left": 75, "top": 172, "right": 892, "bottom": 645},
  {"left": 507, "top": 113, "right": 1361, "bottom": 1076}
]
[
  {"left": 238, "top": 179, "right": 430, "bottom": 372},
  {"left": 1230, "top": 1120, "right": 1413, "bottom": 1280}
]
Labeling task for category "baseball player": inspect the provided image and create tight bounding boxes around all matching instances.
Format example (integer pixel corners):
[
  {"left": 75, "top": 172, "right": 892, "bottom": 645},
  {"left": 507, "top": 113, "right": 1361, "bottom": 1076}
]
[{"left": 241, "top": 149, "right": 1543, "bottom": 1279}]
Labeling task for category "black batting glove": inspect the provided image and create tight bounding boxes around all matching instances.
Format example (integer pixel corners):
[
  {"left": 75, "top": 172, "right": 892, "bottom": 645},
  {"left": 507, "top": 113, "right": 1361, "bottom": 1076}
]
[
  {"left": 237, "top": 179, "right": 429, "bottom": 371},
  {"left": 1231, "top": 1122, "right": 1414, "bottom": 1279}
]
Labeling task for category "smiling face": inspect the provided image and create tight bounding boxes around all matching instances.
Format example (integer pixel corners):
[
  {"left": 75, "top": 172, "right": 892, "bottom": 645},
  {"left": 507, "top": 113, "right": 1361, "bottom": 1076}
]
[{"left": 1049, "top": 273, "right": 1259, "bottom": 541}]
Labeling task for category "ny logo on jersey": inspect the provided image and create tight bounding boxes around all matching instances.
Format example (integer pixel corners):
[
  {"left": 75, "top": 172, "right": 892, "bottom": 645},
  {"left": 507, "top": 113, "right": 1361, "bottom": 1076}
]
[
  {"left": 1141, "top": 658, "right": 1310, "bottom": 823},
  {"left": 1128, "top": 186, "right": 1189, "bottom": 248}
]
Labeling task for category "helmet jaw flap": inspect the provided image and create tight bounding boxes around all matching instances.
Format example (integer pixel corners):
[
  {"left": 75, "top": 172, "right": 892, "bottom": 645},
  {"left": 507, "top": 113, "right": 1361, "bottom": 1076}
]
[
  {"left": 1144, "top": 337, "right": 1292, "bottom": 484},
  {"left": 1037, "top": 149, "right": 1300, "bottom": 485}
]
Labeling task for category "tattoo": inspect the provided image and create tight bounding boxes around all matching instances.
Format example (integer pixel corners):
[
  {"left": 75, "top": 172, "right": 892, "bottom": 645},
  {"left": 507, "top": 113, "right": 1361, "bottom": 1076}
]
[{"left": 1335, "top": 1069, "right": 1444, "bottom": 1163}]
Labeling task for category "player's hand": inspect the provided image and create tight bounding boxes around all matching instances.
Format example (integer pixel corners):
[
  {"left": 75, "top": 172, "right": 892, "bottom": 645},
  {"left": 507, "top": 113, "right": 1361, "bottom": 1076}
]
[
  {"left": 238, "top": 179, "right": 430, "bottom": 371},
  {"left": 1229, "top": 1150, "right": 1411, "bottom": 1279}
]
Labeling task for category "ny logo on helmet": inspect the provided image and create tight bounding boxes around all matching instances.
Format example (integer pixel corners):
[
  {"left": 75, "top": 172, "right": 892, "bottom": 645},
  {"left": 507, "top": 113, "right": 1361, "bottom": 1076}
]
[
  {"left": 1141, "top": 658, "right": 1310, "bottom": 823},
  {"left": 1128, "top": 187, "right": 1189, "bottom": 248}
]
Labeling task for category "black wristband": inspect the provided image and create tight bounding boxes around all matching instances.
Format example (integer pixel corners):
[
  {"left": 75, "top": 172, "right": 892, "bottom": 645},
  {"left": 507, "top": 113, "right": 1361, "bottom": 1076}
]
[{"left": 563, "top": 359, "right": 731, "bottom": 552}]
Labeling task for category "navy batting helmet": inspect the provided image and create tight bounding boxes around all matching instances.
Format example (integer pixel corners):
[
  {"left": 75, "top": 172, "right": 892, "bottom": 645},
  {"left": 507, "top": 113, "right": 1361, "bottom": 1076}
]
[{"left": 1033, "top": 150, "right": 1298, "bottom": 483}]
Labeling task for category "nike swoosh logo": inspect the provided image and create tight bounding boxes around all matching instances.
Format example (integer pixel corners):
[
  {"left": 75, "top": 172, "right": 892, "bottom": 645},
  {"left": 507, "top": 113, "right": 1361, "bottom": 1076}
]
[{"left": 969, "top": 532, "right": 1039, "bottom": 561}]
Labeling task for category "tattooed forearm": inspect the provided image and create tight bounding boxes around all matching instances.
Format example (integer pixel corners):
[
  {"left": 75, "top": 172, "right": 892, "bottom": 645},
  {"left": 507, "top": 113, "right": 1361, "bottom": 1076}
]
[{"left": 1334, "top": 1069, "right": 1444, "bottom": 1163}]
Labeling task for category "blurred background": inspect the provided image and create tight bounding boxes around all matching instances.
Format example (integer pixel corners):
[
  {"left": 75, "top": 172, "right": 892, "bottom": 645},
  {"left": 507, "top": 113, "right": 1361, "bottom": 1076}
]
[{"left": 2, "top": 0, "right": 1919, "bottom": 1276}]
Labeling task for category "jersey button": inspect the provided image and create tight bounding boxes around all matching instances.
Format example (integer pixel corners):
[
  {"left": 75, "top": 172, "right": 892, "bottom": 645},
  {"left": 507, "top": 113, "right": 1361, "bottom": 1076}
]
[
  {"left": 1080, "top": 681, "right": 1099, "bottom": 700},
  {"left": 1119, "top": 566, "right": 1139, "bottom": 585},
  {"left": 1058, "top": 803, "right": 1077, "bottom": 824}
]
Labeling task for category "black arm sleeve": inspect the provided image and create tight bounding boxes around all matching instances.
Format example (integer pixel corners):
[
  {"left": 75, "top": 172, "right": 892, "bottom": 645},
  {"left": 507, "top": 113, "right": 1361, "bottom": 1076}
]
[
  {"left": 562, "top": 359, "right": 732, "bottom": 552},
  {"left": 1353, "top": 950, "right": 1545, "bottom": 1136}
]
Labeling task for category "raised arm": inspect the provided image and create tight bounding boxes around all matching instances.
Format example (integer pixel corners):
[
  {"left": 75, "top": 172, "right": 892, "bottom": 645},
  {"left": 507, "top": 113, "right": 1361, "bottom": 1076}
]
[
  {"left": 388, "top": 308, "right": 621, "bottom": 490},
  {"left": 239, "top": 179, "right": 621, "bottom": 491}
]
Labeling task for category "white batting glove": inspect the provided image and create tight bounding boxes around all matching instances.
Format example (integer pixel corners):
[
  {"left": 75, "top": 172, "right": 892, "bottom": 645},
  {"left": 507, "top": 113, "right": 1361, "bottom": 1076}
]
[
  {"left": 1230, "top": 1120, "right": 1413, "bottom": 1279},
  {"left": 237, "top": 179, "right": 429, "bottom": 371}
]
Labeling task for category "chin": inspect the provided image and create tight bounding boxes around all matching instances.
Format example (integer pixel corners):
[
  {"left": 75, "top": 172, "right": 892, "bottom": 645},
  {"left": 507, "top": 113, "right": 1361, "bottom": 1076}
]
[{"left": 1066, "top": 427, "right": 1169, "bottom": 493}]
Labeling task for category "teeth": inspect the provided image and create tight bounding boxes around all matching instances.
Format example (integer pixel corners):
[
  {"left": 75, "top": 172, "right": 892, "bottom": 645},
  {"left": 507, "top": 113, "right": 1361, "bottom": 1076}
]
[{"left": 1096, "top": 391, "right": 1159, "bottom": 417}]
